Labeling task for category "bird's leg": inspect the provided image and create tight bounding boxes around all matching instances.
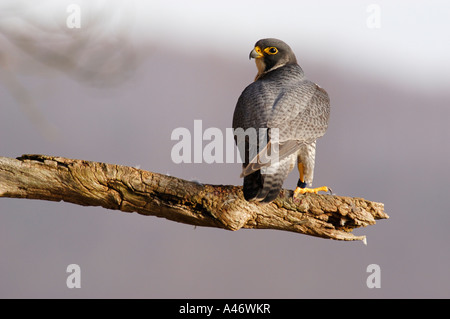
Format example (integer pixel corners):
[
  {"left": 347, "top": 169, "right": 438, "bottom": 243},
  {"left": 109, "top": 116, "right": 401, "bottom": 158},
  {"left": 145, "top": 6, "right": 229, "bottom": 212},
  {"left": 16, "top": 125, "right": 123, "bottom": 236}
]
[{"left": 293, "top": 163, "right": 332, "bottom": 199}]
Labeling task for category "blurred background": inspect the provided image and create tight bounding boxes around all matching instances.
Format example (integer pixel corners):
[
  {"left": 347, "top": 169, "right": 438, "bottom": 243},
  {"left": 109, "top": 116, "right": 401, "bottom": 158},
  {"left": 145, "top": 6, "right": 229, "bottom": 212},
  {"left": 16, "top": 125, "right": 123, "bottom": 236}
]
[{"left": 1, "top": 0, "right": 449, "bottom": 298}]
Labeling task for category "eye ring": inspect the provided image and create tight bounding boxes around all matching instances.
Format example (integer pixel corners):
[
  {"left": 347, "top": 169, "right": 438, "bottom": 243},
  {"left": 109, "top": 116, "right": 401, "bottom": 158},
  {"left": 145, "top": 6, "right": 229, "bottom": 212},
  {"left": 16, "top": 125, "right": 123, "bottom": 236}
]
[{"left": 264, "top": 47, "right": 278, "bottom": 55}]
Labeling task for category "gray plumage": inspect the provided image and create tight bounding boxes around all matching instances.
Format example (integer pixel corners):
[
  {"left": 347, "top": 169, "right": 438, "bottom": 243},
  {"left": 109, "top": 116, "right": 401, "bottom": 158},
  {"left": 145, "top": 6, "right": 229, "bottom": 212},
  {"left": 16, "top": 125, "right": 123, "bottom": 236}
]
[{"left": 233, "top": 38, "right": 330, "bottom": 202}]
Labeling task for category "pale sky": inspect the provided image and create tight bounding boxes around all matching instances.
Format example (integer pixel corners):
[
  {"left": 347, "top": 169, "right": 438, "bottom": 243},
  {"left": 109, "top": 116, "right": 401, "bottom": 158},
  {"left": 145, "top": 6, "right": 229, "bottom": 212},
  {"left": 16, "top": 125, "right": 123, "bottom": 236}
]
[
  {"left": 139, "top": 0, "right": 450, "bottom": 92},
  {"left": 1, "top": 0, "right": 450, "bottom": 299},
  {"left": 1, "top": 0, "right": 450, "bottom": 92}
]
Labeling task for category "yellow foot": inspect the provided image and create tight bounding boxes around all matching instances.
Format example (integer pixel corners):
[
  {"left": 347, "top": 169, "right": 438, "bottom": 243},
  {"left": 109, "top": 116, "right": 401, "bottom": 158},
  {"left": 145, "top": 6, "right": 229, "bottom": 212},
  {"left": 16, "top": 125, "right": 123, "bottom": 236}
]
[{"left": 293, "top": 186, "right": 332, "bottom": 199}]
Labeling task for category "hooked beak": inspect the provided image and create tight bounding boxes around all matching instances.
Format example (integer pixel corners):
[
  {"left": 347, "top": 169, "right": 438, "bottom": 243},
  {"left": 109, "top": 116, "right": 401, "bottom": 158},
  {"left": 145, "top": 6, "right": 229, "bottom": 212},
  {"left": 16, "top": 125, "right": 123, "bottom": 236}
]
[{"left": 249, "top": 46, "right": 264, "bottom": 59}]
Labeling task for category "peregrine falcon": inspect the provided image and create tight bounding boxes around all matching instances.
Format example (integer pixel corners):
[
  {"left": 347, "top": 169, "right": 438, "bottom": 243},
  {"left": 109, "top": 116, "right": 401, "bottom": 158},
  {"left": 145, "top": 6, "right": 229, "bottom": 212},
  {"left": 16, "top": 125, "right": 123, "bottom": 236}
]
[{"left": 233, "top": 38, "right": 331, "bottom": 203}]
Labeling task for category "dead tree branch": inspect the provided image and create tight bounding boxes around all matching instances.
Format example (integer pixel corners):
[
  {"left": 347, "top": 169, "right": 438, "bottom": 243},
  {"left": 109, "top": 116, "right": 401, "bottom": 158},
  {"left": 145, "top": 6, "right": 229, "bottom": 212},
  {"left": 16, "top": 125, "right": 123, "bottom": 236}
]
[{"left": 0, "top": 154, "right": 388, "bottom": 242}]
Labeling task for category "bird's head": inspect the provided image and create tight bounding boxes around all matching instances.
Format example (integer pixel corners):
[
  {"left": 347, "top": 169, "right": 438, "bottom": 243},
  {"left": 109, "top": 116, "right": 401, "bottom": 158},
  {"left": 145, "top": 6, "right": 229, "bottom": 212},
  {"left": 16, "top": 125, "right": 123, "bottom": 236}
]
[{"left": 249, "top": 38, "right": 298, "bottom": 80}]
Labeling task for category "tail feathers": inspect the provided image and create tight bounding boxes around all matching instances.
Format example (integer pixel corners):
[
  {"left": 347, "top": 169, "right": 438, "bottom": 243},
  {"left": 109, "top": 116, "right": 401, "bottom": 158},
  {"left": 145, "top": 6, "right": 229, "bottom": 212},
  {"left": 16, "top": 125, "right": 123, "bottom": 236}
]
[
  {"left": 243, "top": 170, "right": 263, "bottom": 201},
  {"left": 242, "top": 168, "right": 287, "bottom": 203},
  {"left": 242, "top": 155, "right": 295, "bottom": 203},
  {"left": 240, "top": 140, "right": 305, "bottom": 178},
  {"left": 259, "top": 179, "right": 284, "bottom": 203}
]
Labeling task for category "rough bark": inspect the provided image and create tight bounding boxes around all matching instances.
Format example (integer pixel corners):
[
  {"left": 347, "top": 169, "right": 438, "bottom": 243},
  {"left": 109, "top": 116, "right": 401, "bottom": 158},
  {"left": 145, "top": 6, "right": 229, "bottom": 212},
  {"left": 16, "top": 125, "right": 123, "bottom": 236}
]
[{"left": 0, "top": 154, "right": 388, "bottom": 242}]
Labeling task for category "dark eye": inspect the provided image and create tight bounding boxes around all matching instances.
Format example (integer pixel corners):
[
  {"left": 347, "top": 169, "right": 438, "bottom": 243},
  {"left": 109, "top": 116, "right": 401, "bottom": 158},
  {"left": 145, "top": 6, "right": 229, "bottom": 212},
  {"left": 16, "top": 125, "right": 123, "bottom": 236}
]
[{"left": 264, "top": 47, "right": 278, "bottom": 55}]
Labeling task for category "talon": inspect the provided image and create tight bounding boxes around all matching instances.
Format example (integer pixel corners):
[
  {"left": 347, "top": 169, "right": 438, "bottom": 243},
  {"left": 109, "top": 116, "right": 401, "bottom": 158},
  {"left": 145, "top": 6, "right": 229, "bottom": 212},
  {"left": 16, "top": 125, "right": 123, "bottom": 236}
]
[
  {"left": 293, "top": 186, "right": 332, "bottom": 199},
  {"left": 293, "top": 186, "right": 302, "bottom": 198},
  {"left": 293, "top": 188, "right": 302, "bottom": 203}
]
